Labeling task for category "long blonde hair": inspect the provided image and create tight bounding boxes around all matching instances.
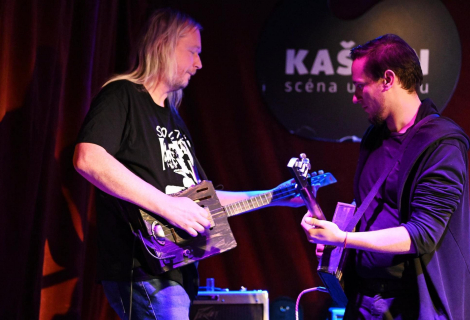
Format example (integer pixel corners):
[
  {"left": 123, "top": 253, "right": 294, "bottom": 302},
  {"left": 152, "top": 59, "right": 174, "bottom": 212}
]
[{"left": 104, "top": 8, "right": 202, "bottom": 108}]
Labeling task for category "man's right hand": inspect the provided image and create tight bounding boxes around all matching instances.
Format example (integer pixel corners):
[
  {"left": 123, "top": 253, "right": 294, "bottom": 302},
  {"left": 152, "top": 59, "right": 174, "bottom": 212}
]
[{"left": 159, "top": 196, "right": 211, "bottom": 237}]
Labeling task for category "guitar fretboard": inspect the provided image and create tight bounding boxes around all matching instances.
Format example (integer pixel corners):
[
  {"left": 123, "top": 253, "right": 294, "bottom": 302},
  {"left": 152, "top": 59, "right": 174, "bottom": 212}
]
[{"left": 224, "top": 184, "right": 298, "bottom": 217}]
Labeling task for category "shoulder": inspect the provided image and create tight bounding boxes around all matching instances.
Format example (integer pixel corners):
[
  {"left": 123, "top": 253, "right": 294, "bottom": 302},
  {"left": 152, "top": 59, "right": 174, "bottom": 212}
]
[
  {"left": 91, "top": 80, "right": 147, "bottom": 110},
  {"left": 99, "top": 80, "right": 144, "bottom": 99},
  {"left": 419, "top": 116, "right": 469, "bottom": 150},
  {"left": 400, "top": 116, "right": 469, "bottom": 177}
]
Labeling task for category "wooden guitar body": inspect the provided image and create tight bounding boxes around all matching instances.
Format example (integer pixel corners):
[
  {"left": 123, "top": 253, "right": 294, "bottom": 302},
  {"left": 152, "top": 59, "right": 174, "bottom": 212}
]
[
  {"left": 136, "top": 181, "right": 237, "bottom": 274},
  {"left": 128, "top": 170, "right": 336, "bottom": 275}
]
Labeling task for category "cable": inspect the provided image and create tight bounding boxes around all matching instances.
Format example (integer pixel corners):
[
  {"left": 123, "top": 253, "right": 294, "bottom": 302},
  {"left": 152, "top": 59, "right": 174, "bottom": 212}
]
[{"left": 295, "top": 286, "right": 328, "bottom": 320}]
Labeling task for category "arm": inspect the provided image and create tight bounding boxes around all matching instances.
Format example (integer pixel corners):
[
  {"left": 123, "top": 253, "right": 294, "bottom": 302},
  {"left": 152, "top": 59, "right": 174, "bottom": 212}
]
[
  {"left": 302, "top": 216, "right": 415, "bottom": 254},
  {"left": 302, "top": 139, "right": 467, "bottom": 255},
  {"left": 403, "top": 140, "right": 466, "bottom": 254},
  {"left": 73, "top": 142, "right": 210, "bottom": 236},
  {"left": 216, "top": 190, "right": 266, "bottom": 206},
  {"left": 216, "top": 190, "right": 305, "bottom": 207},
  {"left": 216, "top": 179, "right": 305, "bottom": 207}
]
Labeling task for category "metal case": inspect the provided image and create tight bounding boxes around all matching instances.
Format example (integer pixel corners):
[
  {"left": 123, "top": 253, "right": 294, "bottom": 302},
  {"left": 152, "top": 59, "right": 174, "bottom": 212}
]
[{"left": 190, "top": 290, "right": 269, "bottom": 320}]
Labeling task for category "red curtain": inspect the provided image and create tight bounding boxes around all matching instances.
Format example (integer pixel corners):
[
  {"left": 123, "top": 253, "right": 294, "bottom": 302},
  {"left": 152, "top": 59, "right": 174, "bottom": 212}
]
[{"left": 1, "top": 0, "right": 469, "bottom": 319}]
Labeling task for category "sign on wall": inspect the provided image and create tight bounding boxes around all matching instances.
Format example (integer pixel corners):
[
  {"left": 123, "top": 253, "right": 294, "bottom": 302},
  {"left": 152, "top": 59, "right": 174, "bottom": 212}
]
[{"left": 256, "top": 0, "right": 461, "bottom": 141}]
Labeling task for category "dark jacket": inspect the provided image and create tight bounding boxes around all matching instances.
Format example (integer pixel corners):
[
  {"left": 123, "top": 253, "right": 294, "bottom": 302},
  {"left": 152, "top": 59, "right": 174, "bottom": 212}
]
[{"left": 353, "top": 99, "right": 470, "bottom": 319}]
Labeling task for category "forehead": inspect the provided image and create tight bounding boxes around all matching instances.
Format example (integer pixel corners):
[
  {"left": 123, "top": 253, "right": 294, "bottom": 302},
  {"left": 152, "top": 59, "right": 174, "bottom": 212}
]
[
  {"left": 178, "top": 27, "right": 201, "bottom": 48},
  {"left": 351, "top": 57, "right": 371, "bottom": 82}
]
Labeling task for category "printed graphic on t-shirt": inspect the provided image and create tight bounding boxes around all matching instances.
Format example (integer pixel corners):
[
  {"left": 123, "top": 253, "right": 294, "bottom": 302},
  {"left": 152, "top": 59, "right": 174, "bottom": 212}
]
[{"left": 156, "top": 125, "right": 198, "bottom": 194}]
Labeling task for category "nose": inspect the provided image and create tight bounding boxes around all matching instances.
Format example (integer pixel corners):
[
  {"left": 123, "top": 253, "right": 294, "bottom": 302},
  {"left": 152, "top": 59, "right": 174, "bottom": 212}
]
[
  {"left": 353, "top": 88, "right": 362, "bottom": 104},
  {"left": 353, "top": 94, "right": 359, "bottom": 104},
  {"left": 195, "top": 54, "right": 202, "bottom": 70}
]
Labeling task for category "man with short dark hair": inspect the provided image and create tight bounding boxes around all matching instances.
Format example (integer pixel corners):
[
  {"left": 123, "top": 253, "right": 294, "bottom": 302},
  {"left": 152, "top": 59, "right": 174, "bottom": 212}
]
[{"left": 302, "top": 34, "right": 470, "bottom": 319}]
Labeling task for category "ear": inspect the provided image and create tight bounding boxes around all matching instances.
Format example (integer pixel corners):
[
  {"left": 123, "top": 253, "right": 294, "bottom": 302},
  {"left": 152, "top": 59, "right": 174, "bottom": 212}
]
[{"left": 382, "top": 69, "right": 395, "bottom": 91}]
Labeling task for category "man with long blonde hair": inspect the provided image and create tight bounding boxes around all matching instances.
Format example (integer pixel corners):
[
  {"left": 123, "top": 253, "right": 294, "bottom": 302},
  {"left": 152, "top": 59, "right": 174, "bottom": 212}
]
[{"left": 74, "top": 8, "right": 294, "bottom": 320}]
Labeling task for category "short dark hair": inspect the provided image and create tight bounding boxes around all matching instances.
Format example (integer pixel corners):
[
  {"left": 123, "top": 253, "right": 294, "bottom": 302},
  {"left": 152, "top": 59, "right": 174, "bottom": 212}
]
[{"left": 350, "top": 34, "right": 423, "bottom": 93}]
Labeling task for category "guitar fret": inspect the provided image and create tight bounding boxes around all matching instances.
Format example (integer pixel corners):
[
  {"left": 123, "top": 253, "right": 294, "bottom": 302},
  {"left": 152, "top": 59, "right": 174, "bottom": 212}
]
[
  {"left": 223, "top": 173, "right": 335, "bottom": 218},
  {"left": 225, "top": 205, "right": 233, "bottom": 217},
  {"left": 244, "top": 200, "right": 250, "bottom": 211}
]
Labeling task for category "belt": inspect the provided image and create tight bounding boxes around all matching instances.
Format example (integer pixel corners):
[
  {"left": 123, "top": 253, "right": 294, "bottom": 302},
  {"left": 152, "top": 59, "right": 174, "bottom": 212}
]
[{"left": 357, "top": 277, "right": 408, "bottom": 297}]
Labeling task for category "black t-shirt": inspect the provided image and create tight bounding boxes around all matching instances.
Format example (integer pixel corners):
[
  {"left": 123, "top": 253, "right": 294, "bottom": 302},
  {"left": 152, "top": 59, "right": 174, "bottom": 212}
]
[
  {"left": 356, "top": 129, "right": 413, "bottom": 279},
  {"left": 77, "top": 80, "right": 204, "bottom": 296}
]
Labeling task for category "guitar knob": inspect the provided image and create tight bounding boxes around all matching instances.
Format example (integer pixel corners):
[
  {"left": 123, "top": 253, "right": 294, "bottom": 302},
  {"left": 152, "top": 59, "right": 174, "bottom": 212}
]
[
  {"left": 183, "top": 248, "right": 193, "bottom": 258},
  {"left": 152, "top": 222, "right": 165, "bottom": 238},
  {"left": 311, "top": 171, "right": 318, "bottom": 176},
  {"left": 318, "top": 170, "right": 324, "bottom": 175}
]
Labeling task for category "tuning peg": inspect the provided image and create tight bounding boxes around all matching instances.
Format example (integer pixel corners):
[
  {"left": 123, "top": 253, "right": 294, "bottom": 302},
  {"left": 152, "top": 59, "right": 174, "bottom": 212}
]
[{"left": 300, "top": 155, "right": 311, "bottom": 170}]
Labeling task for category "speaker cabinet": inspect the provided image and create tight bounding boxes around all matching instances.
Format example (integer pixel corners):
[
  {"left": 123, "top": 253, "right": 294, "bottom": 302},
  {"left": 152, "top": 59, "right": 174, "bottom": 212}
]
[{"left": 190, "top": 290, "right": 269, "bottom": 320}]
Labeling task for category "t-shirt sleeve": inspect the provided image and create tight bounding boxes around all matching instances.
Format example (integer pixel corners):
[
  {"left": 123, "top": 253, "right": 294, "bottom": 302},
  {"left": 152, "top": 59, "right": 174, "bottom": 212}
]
[
  {"left": 77, "top": 83, "right": 129, "bottom": 155},
  {"left": 403, "top": 139, "right": 467, "bottom": 255}
]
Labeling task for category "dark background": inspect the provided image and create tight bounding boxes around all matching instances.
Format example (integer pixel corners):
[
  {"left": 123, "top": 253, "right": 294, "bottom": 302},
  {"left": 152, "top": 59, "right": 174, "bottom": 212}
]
[{"left": 1, "top": 0, "right": 469, "bottom": 319}]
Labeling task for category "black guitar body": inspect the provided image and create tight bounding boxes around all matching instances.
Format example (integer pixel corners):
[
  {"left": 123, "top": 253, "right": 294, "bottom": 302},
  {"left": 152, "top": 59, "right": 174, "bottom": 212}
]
[
  {"left": 318, "top": 245, "right": 349, "bottom": 307},
  {"left": 287, "top": 154, "right": 352, "bottom": 307},
  {"left": 317, "top": 202, "right": 356, "bottom": 307}
]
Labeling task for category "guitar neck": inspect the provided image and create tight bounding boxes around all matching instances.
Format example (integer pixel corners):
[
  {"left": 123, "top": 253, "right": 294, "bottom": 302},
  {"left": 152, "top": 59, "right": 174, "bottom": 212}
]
[
  {"left": 223, "top": 184, "right": 298, "bottom": 217},
  {"left": 302, "top": 189, "right": 326, "bottom": 220}
]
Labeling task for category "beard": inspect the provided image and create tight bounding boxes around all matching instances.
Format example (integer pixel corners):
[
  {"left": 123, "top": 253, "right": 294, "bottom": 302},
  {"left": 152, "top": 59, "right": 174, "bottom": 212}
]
[
  {"left": 368, "top": 109, "right": 385, "bottom": 127},
  {"left": 168, "top": 67, "right": 191, "bottom": 91},
  {"left": 168, "top": 76, "right": 189, "bottom": 91}
]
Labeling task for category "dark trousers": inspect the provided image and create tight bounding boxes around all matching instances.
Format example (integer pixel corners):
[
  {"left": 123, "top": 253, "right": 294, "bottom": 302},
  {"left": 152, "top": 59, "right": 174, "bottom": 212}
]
[{"left": 344, "top": 278, "right": 419, "bottom": 320}]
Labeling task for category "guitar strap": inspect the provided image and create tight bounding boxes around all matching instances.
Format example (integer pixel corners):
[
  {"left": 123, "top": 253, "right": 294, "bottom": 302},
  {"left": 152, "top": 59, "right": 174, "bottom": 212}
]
[{"left": 344, "top": 113, "right": 439, "bottom": 233}]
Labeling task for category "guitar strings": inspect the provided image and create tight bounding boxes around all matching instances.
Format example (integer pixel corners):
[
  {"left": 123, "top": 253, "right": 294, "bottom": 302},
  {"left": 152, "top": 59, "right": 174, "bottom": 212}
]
[
  {"left": 154, "top": 188, "right": 298, "bottom": 238},
  {"left": 149, "top": 176, "right": 326, "bottom": 238}
]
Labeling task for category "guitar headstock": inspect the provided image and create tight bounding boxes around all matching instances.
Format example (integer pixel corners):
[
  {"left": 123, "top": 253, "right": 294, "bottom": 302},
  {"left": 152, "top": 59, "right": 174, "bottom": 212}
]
[
  {"left": 287, "top": 153, "right": 337, "bottom": 194},
  {"left": 309, "top": 171, "right": 337, "bottom": 190},
  {"left": 287, "top": 153, "right": 311, "bottom": 189}
]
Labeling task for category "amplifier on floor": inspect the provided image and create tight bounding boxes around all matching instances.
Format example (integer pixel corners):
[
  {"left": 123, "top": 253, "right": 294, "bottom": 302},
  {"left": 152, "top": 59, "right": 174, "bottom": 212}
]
[{"left": 190, "top": 289, "right": 269, "bottom": 320}]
